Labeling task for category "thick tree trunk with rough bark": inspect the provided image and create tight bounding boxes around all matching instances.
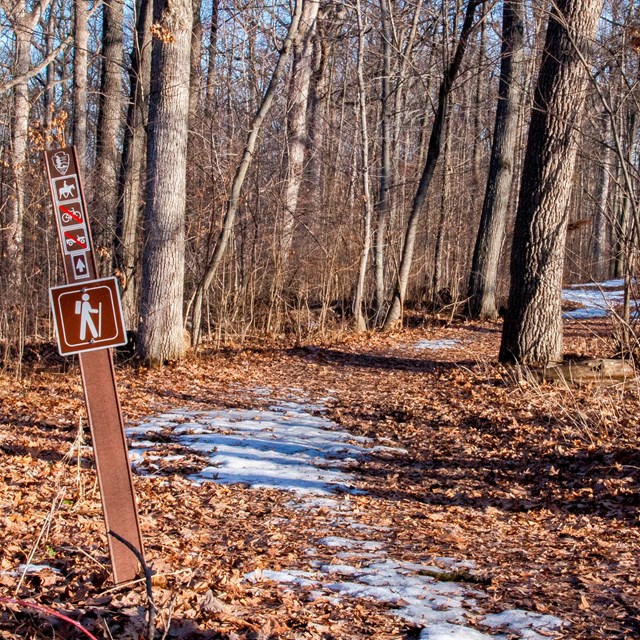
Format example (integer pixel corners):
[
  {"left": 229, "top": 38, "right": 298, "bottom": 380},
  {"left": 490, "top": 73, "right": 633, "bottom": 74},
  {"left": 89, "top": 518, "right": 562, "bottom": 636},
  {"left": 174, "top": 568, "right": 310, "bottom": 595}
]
[
  {"left": 499, "top": 0, "right": 603, "bottom": 366},
  {"left": 138, "top": 0, "right": 193, "bottom": 365},
  {"left": 305, "top": 9, "right": 336, "bottom": 201},
  {"left": 467, "top": 0, "right": 525, "bottom": 320},
  {"left": 281, "top": 0, "right": 320, "bottom": 261}
]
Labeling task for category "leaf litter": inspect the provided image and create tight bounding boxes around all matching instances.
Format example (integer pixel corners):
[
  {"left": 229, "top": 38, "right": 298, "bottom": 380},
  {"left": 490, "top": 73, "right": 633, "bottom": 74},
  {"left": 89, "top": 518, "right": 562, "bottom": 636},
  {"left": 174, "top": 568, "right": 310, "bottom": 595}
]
[{"left": 0, "top": 309, "right": 639, "bottom": 638}]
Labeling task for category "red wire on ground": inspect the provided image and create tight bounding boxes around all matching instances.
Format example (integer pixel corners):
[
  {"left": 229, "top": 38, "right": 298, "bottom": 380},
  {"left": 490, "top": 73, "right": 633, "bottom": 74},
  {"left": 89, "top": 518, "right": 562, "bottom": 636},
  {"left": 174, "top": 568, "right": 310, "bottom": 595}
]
[{"left": 0, "top": 596, "right": 99, "bottom": 640}]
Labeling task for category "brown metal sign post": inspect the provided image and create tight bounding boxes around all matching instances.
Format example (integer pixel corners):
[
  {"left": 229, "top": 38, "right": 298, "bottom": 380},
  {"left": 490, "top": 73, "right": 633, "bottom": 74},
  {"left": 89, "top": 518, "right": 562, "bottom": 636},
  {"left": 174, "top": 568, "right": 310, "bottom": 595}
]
[{"left": 44, "top": 147, "right": 144, "bottom": 584}]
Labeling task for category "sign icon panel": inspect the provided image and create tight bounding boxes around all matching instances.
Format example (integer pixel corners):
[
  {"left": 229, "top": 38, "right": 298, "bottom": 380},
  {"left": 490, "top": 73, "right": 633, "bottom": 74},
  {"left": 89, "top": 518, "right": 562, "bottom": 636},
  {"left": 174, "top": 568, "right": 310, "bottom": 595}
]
[
  {"left": 52, "top": 150, "right": 70, "bottom": 175},
  {"left": 53, "top": 175, "right": 80, "bottom": 202},
  {"left": 71, "top": 252, "right": 90, "bottom": 279},
  {"left": 59, "top": 203, "right": 85, "bottom": 227},
  {"left": 62, "top": 227, "right": 89, "bottom": 254},
  {"left": 50, "top": 277, "right": 128, "bottom": 355}
]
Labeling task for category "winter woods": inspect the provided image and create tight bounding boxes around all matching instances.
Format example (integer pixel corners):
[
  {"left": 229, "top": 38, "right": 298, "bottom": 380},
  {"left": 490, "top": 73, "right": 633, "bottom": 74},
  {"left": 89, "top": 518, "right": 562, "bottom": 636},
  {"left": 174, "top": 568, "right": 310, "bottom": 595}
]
[{"left": 0, "top": 0, "right": 637, "bottom": 365}]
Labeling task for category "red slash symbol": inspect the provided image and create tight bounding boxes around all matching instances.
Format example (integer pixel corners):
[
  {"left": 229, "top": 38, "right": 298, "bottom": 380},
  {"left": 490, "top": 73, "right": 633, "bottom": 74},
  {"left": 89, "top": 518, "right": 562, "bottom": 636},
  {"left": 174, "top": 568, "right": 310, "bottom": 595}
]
[
  {"left": 64, "top": 231, "right": 88, "bottom": 250},
  {"left": 60, "top": 205, "right": 83, "bottom": 224}
]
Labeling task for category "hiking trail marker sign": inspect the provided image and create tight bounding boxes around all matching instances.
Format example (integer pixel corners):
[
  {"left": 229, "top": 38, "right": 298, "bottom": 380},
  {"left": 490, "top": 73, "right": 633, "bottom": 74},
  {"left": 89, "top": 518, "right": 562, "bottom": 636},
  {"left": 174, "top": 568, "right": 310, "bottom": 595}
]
[
  {"left": 50, "top": 278, "right": 127, "bottom": 356},
  {"left": 45, "top": 146, "right": 144, "bottom": 584}
]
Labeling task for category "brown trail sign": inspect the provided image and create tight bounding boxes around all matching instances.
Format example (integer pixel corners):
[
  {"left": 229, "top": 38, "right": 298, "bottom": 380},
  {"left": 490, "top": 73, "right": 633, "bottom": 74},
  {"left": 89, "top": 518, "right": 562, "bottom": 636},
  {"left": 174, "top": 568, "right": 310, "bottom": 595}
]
[
  {"left": 45, "top": 147, "right": 144, "bottom": 584},
  {"left": 50, "top": 278, "right": 128, "bottom": 356}
]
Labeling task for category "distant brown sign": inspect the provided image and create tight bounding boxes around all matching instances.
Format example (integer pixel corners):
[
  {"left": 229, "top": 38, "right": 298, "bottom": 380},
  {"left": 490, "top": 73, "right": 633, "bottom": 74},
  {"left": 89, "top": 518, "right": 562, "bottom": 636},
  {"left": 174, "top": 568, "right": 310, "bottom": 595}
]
[{"left": 50, "top": 278, "right": 127, "bottom": 356}]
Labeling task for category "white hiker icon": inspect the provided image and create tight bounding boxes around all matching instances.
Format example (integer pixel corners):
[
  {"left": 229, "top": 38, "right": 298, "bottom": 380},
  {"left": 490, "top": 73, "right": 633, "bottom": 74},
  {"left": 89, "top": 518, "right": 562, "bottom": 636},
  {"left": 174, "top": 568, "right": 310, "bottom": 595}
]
[{"left": 75, "top": 293, "right": 101, "bottom": 341}]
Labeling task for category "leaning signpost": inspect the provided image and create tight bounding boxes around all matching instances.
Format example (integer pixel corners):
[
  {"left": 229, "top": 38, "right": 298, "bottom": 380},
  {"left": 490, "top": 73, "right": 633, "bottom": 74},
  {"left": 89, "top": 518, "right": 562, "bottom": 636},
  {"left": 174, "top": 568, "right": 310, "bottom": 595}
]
[{"left": 44, "top": 146, "right": 144, "bottom": 584}]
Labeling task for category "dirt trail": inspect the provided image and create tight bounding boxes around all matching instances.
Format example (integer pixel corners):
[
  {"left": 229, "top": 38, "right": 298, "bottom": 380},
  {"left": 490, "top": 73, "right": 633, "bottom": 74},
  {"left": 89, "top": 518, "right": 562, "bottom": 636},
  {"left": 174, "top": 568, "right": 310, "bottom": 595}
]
[{"left": 1, "top": 319, "right": 638, "bottom": 638}]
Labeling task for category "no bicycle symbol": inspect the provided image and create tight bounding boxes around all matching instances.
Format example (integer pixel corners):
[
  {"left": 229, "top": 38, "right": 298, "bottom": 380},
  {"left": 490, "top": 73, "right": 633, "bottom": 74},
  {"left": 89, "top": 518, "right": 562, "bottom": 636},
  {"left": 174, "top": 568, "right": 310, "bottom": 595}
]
[{"left": 49, "top": 277, "right": 128, "bottom": 356}]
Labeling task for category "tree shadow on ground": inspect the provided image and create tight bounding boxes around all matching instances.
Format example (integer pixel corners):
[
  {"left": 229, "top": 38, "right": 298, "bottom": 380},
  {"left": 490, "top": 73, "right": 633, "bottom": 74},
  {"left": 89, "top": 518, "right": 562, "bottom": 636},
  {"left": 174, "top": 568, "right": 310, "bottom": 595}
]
[
  {"left": 284, "top": 346, "right": 476, "bottom": 374},
  {"left": 356, "top": 437, "right": 640, "bottom": 523}
]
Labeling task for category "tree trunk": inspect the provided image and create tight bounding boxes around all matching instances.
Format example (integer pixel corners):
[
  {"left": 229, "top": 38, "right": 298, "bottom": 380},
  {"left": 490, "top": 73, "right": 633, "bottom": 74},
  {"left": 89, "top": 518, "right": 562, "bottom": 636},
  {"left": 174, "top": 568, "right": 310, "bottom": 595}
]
[
  {"left": 373, "top": 0, "right": 394, "bottom": 322},
  {"left": 205, "top": 0, "right": 220, "bottom": 111},
  {"left": 73, "top": 0, "right": 89, "bottom": 166},
  {"left": 499, "top": 0, "right": 603, "bottom": 366},
  {"left": 432, "top": 114, "right": 452, "bottom": 301},
  {"left": 189, "top": 0, "right": 203, "bottom": 118},
  {"left": 138, "top": 0, "right": 193, "bottom": 365},
  {"left": 4, "top": 1, "right": 51, "bottom": 292},
  {"left": 5, "top": 14, "right": 30, "bottom": 292},
  {"left": 305, "top": 14, "right": 332, "bottom": 202},
  {"left": 95, "top": 0, "right": 124, "bottom": 276},
  {"left": 593, "top": 112, "right": 610, "bottom": 280},
  {"left": 614, "top": 111, "right": 636, "bottom": 279},
  {"left": 115, "top": 0, "right": 153, "bottom": 329},
  {"left": 281, "top": 0, "right": 320, "bottom": 262},
  {"left": 471, "top": 17, "right": 487, "bottom": 193},
  {"left": 353, "top": 0, "right": 374, "bottom": 332},
  {"left": 467, "top": 0, "right": 525, "bottom": 320},
  {"left": 384, "top": 0, "right": 482, "bottom": 329}
]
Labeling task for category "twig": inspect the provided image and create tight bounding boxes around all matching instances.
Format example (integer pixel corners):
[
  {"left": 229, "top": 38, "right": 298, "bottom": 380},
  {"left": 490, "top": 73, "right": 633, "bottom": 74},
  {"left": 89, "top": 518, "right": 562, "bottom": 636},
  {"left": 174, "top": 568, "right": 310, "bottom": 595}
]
[
  {"left": 108, "top": 530, "right": 156, "bottom": 640},
  {"left": 99, "top": 568, "right": 192, "bottom": 597},
  {"left": 160, "top": 593, "right": 178, "bottom": 640},
  {"left": 0, "top": 596, "right": 99, "bottom": 640},
  {"left": 59, "top": 545, "right": 108, "bottom": 570},
  {"left": 15, "top": 488, "right": 65, "bottom": 595}
]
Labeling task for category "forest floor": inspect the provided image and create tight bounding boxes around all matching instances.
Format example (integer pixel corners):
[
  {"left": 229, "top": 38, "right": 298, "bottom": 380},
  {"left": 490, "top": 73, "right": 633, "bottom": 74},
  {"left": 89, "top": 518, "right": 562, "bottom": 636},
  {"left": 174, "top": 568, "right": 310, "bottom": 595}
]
[{"left": 0, "top": 312, "right": 639, "bottom": 639}]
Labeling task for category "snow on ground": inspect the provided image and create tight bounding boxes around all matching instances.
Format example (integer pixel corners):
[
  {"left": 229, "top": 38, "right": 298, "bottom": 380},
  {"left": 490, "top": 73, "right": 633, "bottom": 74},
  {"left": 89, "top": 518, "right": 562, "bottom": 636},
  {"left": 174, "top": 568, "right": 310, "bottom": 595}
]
[
  {"left": 415, "top": 339, "right": 460, "bottom": 350},
  {"left": 562, "top": 278, "right": 632, "bottom": 319},
  {"left": 127, "top": 391, "right": 564, "bottom": 639},
  {"left": 128, "top": 400, "right": 407, "bottom": 494},
  {"left": 246, "top": 517, "right": 563, "bottom": 639}
]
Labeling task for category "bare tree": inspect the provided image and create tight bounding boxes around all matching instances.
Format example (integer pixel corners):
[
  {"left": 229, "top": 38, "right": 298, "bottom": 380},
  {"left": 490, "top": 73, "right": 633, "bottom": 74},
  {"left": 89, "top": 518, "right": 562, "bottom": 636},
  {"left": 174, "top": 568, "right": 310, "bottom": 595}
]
[
  {"left": 499, "top": 0, "right": 603, "bottom": 365},
  {"left": 115, "top": 0, "right": 153, "bottom": 329},
  {"left": 467, "top": 0, "right": 525, "bottom": 320},
  {"left": 189, "top": 1, "right": 304, "bottom": 347},
  {"left": 73, "top": 0, "right": 89, "bottom": 165},
  {"left": 138, "top": 0, "right": 193, "bottom": 365},
  {"left": 353, "top": 0, "right": 374, "bottom": 331},
  {"left": 3, "top": 0, "right": 52, "bottom": 292},
  {"left": 95, "top": 0, "right": 125, "bottom": 276},
  {"left": 384, "top": 0, "right": 483, "bottom": 329},
  {"left": 281, "top": 0, "right": 320, "bottom": 265}
]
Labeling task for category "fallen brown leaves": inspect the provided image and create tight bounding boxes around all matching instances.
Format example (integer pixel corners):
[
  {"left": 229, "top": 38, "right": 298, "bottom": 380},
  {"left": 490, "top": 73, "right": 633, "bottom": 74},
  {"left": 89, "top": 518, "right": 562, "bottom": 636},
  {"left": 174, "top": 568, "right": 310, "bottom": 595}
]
[{"left": 0, "top": 317, "right": 638, "bottom": 639}]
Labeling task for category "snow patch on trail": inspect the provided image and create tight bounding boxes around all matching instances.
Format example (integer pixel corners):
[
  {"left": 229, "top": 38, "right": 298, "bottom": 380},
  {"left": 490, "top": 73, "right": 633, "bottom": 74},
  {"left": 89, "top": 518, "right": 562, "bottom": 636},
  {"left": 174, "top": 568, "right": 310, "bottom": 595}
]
[
  {"left": 415, "top": 339, "right": 460, "bottom": 350},
  {"left": 562, "top": 279, "right": 636, "bottom": 319},
  {"left": 247, "top": 526, "right": 563, "bottom": 639},
  {"left": 127, "top": 398, "right": 407, "bottom": 495},
  {"left": 129, "top": 391, "right": 564, "bottom": 639}
]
